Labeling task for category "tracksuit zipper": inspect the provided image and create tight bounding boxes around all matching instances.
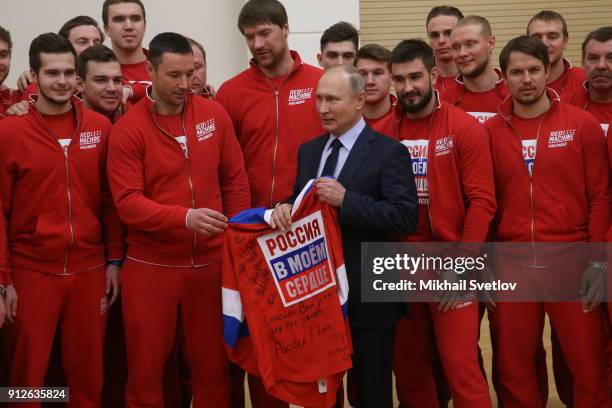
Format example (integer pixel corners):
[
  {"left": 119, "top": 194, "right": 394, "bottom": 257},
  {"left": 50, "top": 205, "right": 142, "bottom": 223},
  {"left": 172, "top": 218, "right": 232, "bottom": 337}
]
[
  {"left": 35, "top": 107, "right": 80, "bottom": 275},
  {"left": 263, "top": 65, "right": 299, "bottom": 207},
  {"left": 506, "top": 115, "right": 546, "bottom": 267},
  {"left": 151, "top": 107, "right": 197, "bottom": 266}
]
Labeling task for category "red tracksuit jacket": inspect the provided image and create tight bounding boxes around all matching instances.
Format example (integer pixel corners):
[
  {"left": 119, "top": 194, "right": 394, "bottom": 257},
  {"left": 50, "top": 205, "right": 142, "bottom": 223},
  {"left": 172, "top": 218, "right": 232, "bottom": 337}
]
[
  {"left": 216, "top": 51, "right": 323, "bottom": 208},
  {"left": 0, "top": 97, "right": 123, "bottom": 284},
  {"left": 107, "top": 91, "right": 251, "bottom": 267},
  {"left": 547, "top": 58, "right": 587, "bottom": 99},
  {"left": 485, "top": 90, "right": 610, "bottom": 243},
  {"left": 376, "top": 97, "right": 496, "bottom": 242}
]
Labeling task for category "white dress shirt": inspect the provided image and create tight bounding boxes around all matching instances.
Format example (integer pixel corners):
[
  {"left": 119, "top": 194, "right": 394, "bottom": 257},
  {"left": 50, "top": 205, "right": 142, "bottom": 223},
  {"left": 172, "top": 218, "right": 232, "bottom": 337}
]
[{"left": 316, "top": 117, "right": 366, "bottom": 179}]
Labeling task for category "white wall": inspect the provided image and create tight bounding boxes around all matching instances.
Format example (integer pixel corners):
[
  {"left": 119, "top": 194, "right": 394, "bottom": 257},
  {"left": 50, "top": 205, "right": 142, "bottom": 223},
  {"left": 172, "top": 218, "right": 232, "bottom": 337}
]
[{"left": 0, "top": 0, "right": 359, "bottom": 89}]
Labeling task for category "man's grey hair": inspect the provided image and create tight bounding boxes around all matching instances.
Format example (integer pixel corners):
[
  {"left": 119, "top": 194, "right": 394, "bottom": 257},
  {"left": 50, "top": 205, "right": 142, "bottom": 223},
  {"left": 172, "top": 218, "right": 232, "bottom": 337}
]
[{"left": 326, "top": 64, "right": 366, "bottom": 96}]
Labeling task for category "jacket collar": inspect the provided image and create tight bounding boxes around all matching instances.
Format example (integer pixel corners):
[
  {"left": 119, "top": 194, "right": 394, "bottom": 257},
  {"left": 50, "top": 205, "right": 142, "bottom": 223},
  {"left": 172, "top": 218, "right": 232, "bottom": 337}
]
[
  {"left": 497, "top": 87, "right": 560, "bottom": 120},
  {"left": 144, "top": 85, "right": 194, "bottom": 113},
  {"left": 453, "top": 67, "right": 505, "bottom": 88}
]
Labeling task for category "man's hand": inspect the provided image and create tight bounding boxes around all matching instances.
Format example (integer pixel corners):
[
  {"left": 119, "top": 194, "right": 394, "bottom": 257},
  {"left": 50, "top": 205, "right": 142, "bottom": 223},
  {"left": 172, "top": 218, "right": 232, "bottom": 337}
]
[
  {"left": 186, "top": 208, "right": 228, "bottom": 236},
  {"left": 0, "top": 295, "right": 6, "bottom": 328},
  {"left": 270, "top": 203, "right": 293, "bottom": 232},
  {"left": 106, "top": 264, "right": 121, "bottom": 307},
  {"left": 580, "top": 264, "right": 606, "bottom": 312},
  {"left": 5, "top": 101, "right": 30, "bottom": 116},
  {"left": 437, "top": 269, "right": 462, "bottom": 312},
  {"left": 205, "top": 84, "right": 217, "bottom": 98},
  {"left": 315, "top": 178, "right": 346, "bottom": 208},
  {"left": 16, "top": 69, "right": 33, "bottom": 92},
  {"left": 4, "top": 286, "right": 17, "bottom": 324}
]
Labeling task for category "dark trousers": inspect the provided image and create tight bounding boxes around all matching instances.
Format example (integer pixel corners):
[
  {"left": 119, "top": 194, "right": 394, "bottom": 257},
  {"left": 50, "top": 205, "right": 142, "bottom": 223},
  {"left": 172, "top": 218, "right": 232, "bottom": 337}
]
[{"left": 350, "top": 325, "right": 396, "bottom": 408}]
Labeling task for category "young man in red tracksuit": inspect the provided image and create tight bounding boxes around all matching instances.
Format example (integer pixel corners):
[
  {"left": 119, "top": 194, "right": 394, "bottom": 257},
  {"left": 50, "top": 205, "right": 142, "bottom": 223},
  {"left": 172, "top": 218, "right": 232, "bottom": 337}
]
[
  {"left": 102, "top": 0, "right": 150, "bottom": 101},
  {"left": 443, "top": 15, "right": 509, "bottom": 124},
  {"left": 215, "top": 1, "right": 323, "bottom": 406},
  {"left": 0, "top": 33, "right": 123, "bottom": 408},
  {"left": 527, "top": 10, "right": 586, "bottom": 99},
  {"left": 376, "top": 39, "right": 494, "bottom": 408},
  {"left": 354, "top": 44, "right": 397, "bottom": 129},
  {"left": 485, "top": 35, "right": 610, "bottom": 408},
  {"left": 0, "top": 26, "right": 22, "bottom": 118},
  {"left": 107, "top": 32, "right": 250, "bottom": 408},
  {"left": 425, "top": 6, "right": 464, "bottom": 93}
]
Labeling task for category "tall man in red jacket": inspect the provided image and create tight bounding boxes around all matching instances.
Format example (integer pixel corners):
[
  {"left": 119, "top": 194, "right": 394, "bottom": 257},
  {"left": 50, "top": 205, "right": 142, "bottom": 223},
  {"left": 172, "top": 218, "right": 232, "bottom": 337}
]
[
  {"left": 0, "top": 33, "right": 122, "bottom": 407},
  {"left": 527, "top": 10, "right": 586, "bottom": 99},
  {"left": 377, "top": 39, "right": 494, "bottom": 408},
  {"left": 425, "top": 6, "right": 463, "bottom": 92},
  {"left": 107, "top": 32, "right": 250, "bottom": 408},
  {"left": 215, "top": 2, "right": 323, "bottom": 406},
  {"left": 485, "top": 35, "right": 610, "bottom": 408},
  {"left": 444, "top": 15, "right": 508, "bottom": 124},
  {"left": 102, "top": 0, "right": 150, "bottom": 101}
]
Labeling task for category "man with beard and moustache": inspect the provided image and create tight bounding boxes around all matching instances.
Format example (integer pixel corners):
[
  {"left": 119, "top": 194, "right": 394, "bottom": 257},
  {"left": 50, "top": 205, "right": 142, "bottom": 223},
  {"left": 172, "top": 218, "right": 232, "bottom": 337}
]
[
  {"left": 485, "top": 35, "right": 610, "bottom": 408},
  {"left": 0, "top": 33, "right": 123, "bottom": 407},
  {"left": 0, "top": 26, "right": 22, "bottom": 118},
  {"left": 354, "top": 44, "right": 397, "bottom": 129},
  {"left": 102, "top": 0, "right": 150, "bottom": 102},
  {"left": 443, "top": 15, "right": 508, "bottom": 124},
  {"left": 216, "top": 4, "right": 322, "bottom": 404},
  {"left": 376, "top": 39, "right": 494, "bottom": 408},
  {"left": 216, "top": 1, "right": 323, "bottom": 405},
  {"left": 107, "top": 32, "right": 250, "bottom": 408},
  {"left": 425, "top": 6, "right": 464, "bottom": 93},
  {"left": 527, "top": 10, "right": 587, "bottom": 99}
]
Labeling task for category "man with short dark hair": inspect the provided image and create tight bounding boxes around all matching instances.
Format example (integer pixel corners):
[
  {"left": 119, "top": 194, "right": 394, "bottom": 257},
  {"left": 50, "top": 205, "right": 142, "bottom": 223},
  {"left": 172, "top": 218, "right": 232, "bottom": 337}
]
[
  {"left": 318, "top": 21, "right": 359, "bottom": 69},
  {"left": 216, "top": 2, "right": 323, "bottom": 405},
  {"left": 0, "top": 25, "right": 21, "bottom": 118},
  {"left": 0, "top": 32, "right": 122, "bottom": 407},
  {"left": 108, "top": 32, "right": 250, "bottom": 408},
  {"left": 527, "top": 10, "right": 586, "bottom": 98},
  {"left": 377, "top": 39, "right": 494, "bottom": 408},
  {"left": 425, "top": 6, "right": 464, "bottom": 92},
  {"left": 354, "top": 44, "right": 396, "bottom": 128},
  {"left": 78, "top": 44, "right": 124, "bottom": 120},
  {"left": 102, "top": 0, "right": 150, "bottom": 100},
  {"left": 444, "top": 15, "right": 508, "bottom": 124},
  {"left": 14, "top": 15, "right": 106, "bottom": 104},
  {"left": 486, "top": 35, "right": 610, "bottom": 407},
  {"left": 272, "top": 63, "right": 418, "bottom": 408}
]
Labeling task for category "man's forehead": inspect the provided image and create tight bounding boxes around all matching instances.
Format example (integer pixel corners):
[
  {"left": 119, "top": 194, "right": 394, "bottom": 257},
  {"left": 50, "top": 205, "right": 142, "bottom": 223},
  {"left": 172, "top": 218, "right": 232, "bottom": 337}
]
[
  {"left": 528, "top": 19, "right": 563, "bottom": 34},
  {"left": 451, "top": 24, "right": 483, "bottom": 40},
  {"left": 109, "top": 2, "right": 144, "bottom": 18},
  {"left": 427, "top": 15, "right": 459, "bottom": 33},
  {"left": 69, "top": 25, "right": 102, "bottom": 39},
  {"left": 0, "top": 39, "right": 9, "bottom": 52},
  {"left": 392, "top": 59, "right": 427, "bottom": 75},
  {"left": 87, "top": 60, "right": 122, "bottom": 76},
  {"left": 40, "top": 52, "right": 75, "bottom": 67},
  {"left": 585, "top": 39, "right": 612, "bottom": 54},
  {"left": 356, "top": 58, "right": 388, "bottom": 71},
  {"left": 323, "top": 41, "right": 356, "bottom": 54},
  {"left": 243, "top": 22, "right": 280, "bottom": 35}
]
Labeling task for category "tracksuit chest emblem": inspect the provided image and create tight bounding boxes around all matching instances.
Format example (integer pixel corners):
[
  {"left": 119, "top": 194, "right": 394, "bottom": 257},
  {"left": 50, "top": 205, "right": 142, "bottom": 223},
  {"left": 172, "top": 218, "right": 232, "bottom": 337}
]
[
  {"left": 79, "top": 130, "right": 102, "bottom": 150},
  {"left": 196, "top": 119, "right": 215, "bottom": 141},
  {"left": 547, "top": 129, "right": 575, "bottom": 149},
  {"left": 288, "top": 88, "right": 313, "bottom": 106},
  {"left": 434, "top": 135, "right": 454, "bottom": 156}
]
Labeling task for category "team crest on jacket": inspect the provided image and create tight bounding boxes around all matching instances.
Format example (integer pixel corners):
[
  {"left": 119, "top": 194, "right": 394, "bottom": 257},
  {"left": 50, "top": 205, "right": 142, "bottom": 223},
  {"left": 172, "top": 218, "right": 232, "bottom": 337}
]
[
  {"left": 196, "top": 119, "right": 215, "bottom": 141},
  {"left": 288, "top": 88, "right": 313, "bottom": 106},
  {"left": 257, "top": 211, "right": 337, "bottom": 307},
  {"left": 548, "top": 129, "right": 575, "bottom": 148},
  {"left": 435, "top": 135, "right": 454, "bottom": 156},
  {"left": 79, "top": 130, "right": 101, "bottom": 150}
]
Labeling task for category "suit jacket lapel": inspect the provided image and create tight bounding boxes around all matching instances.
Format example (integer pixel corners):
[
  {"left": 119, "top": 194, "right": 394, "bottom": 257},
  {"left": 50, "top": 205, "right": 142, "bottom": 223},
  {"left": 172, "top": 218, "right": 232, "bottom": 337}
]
[{"left": 337, "top": 126, "right": 375, "bottom": 186}]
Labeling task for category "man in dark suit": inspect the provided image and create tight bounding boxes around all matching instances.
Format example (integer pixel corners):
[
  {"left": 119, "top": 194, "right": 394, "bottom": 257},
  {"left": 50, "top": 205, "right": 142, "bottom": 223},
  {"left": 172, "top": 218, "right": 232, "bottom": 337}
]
[{"left": 271, "top": 64, "right": 418, "bottom": 408}]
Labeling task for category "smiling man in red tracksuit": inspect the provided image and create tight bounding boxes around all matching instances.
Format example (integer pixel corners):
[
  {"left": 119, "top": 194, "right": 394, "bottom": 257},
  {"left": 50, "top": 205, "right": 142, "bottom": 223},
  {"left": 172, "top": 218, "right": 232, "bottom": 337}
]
[
  {"left": 107, "top": 32, "right": 250, "bottom": 408},
  {"left": 0, "top": 33, "right": 123, "bottom": 408},
  {"left": 376, "top": 39, "right": 494, "bottom": 408},
  {"left": 215, "top": 1, "right": 323, "bottom": 406},
  {"left": 485, "top": 36, "right": 610, "bottom": 408}
]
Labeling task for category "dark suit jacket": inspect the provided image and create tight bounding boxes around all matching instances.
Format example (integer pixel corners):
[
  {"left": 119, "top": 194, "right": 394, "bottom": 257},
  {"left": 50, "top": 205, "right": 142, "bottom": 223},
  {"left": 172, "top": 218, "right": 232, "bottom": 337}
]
[{"left": 289, "top": 124, "right": 418, "bottom": 328}]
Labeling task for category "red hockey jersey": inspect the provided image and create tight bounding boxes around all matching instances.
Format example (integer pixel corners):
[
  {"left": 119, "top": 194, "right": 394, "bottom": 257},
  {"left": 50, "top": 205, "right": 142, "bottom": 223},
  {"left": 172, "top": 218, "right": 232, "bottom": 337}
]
[{"left": 222, "top": 180, "right": 351, "bottom": 407}]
